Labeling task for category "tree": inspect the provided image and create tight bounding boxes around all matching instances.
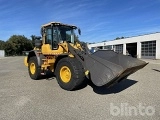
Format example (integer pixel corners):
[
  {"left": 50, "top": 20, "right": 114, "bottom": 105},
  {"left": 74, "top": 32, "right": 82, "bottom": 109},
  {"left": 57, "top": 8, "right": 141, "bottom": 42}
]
[
  {"left": 4, "top": 41, "right": 16, "bottom": 56},
  {"left": 121, "top": 36, "right": 125, "bottom": 39},
  {"left": 115, "top": 36, "right": 125, "bottom": 40},
  {"left": 115, "top": 37, "right": 120, "bottom": 40},
  {"left": 4, "top": 35, "right": 33, "bottom": 56},
  {"left": 31, "top": 35, "right": 37, "bottom": 46},
  {"left": 0, "top": 40, "right": 5, "bottom": 50}
]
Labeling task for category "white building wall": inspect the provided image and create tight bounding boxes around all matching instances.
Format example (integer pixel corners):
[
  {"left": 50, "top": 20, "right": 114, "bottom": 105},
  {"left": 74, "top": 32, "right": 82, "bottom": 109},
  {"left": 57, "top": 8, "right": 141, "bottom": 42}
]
[
  {"left": 0, "top": 50, "right": 5, "bottom": 57},
  {"left": 156, "top": 40, "right": 160, "bottom": 59},
  {"left": 123, "top": 43, "right": 126, "bottom": 55},
  {"left": 88, "top": 32, "right": 160, "bottom": 59},
  {"left": 137, "top": 42, "right": 141, "bottom": 58}
]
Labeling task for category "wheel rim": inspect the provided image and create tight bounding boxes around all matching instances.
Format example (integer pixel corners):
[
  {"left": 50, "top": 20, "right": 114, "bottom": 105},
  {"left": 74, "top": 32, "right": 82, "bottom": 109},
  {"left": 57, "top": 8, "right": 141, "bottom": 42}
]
[
  {"left": 30, "top": 63, "right": 36, "bottom": 74},
  {"left": 60, "top": 66, "right": 71, "bottom": 83}
]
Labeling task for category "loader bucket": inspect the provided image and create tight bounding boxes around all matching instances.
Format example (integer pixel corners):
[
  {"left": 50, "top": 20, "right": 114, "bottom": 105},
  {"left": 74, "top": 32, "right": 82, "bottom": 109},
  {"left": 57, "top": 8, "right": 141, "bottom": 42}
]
[{"left": 84, "top": 50, "right": 148, "bottom": 87}]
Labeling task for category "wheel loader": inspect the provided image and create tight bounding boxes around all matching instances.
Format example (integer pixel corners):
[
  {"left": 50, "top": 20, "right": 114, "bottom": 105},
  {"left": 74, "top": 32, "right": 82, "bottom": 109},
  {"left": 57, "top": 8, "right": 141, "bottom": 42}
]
[{"left": 24, "top": 22, "right": 148, "bottom": 91}]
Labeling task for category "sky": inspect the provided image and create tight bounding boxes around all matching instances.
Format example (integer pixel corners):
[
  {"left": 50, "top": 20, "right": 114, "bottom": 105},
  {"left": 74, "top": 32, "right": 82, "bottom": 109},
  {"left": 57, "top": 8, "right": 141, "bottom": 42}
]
[{"left": 0, "top": 0, "right": 160, "bottom": 43}]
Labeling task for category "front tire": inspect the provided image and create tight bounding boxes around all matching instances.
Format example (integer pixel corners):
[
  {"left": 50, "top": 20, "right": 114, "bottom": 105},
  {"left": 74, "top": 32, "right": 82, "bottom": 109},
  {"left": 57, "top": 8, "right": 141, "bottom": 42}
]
[
  {"left": 28, "top": 57, "right": 41, "bottom": 80},
  {"left": 55, "top": 57, "right": 85, "bottom": 91}
]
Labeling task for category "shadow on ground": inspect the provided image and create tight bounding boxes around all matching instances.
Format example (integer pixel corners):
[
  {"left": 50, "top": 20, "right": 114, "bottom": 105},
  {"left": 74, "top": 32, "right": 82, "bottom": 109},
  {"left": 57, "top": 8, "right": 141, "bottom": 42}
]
[
  {"left": 152, "top": 69, "right": 160, "bottom": 72},
  {"left": 88, "top": 79, "right": 138, "bottom": 95},
  {"left": 39, "top": 71, "right": 56, "bottom": 80},
  {"left": 41, "top": 71, "right": 138, "bottom": 94},
  {"left": 74, "top": 78, "right": 138, "bottom": 95}
]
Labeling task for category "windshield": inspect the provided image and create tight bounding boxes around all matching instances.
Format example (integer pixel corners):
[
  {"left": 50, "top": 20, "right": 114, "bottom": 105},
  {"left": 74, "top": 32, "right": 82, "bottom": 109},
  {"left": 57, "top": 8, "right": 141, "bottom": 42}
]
[{"left": 58, "top": 26, "right": 75, "bottom": 43}]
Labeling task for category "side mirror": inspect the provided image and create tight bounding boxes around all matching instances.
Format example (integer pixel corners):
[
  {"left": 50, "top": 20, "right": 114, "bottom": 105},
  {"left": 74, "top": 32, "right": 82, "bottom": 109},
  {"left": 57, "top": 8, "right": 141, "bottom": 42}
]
[{"left": 78, "top": 28, "right": 81, "bottom": 35}]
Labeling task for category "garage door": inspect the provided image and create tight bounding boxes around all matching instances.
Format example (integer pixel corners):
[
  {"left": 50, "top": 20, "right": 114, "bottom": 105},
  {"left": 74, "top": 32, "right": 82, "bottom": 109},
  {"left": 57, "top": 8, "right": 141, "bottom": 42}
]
[
  {"left": 141, "top": 41, "right": 156, "bottom": 59},
  {"left": 114, "top": 44, "right": 123, "bottom": 54}
]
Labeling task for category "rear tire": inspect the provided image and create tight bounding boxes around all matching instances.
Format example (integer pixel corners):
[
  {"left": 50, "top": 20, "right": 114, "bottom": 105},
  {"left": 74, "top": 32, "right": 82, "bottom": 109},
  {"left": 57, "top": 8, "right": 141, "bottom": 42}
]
[
  {"left": 55, "top": 57, "right": 85, "bottom": 91},
  {"left": 28, "top": 56, "right": 41, "bottom": 80}
]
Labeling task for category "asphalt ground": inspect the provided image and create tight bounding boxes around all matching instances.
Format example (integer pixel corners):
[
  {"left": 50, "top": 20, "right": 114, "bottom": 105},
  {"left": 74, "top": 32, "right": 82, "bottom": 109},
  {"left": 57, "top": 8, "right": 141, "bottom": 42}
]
[{"left": 0, "top": 57, "right": 160, "bottom": 120}]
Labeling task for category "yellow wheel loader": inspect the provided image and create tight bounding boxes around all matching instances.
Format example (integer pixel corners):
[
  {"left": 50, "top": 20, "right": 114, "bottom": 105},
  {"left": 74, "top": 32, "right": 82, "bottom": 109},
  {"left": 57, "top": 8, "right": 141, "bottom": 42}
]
[{"left": 24, "top": 22, "right": 147, "bottom": 91}]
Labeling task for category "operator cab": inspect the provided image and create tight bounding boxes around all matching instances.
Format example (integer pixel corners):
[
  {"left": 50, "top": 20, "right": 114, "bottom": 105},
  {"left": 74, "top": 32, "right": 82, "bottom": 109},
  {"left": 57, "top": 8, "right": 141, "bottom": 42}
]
[{"left": 41, "top": 22, "right": 78, "bottom": 50}]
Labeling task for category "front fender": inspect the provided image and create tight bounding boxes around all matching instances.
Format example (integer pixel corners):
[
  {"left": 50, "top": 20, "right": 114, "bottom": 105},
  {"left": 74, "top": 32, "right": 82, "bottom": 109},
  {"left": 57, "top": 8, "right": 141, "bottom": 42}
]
[{"left": 25, "top": 50, "right": 45, "bottom": 67}]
